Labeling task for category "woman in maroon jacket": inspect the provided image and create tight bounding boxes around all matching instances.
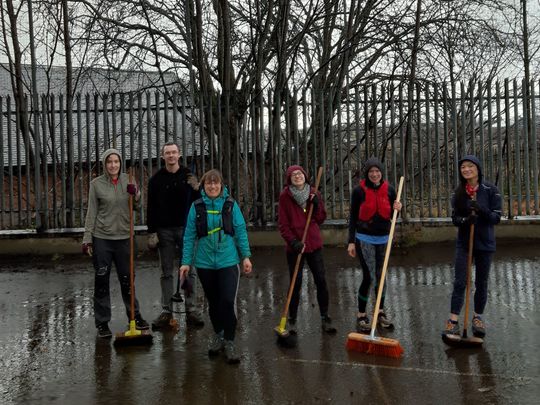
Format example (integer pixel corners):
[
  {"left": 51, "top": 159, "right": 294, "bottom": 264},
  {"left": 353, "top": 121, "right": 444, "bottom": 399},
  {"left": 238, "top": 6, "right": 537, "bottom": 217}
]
[{"left": 278, "top": 165, "right": 336, "bottom": 334}]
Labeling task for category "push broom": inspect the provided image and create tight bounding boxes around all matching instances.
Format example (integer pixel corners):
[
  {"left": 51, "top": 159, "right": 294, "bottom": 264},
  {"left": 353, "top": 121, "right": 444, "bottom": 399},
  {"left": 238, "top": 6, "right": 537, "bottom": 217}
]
[
  {"left": 114, "top": 168, "right": 153, "bottom": 347},
  {"left": 275, "top": 167, "right": 323, "bottom": 347},
  {"left": 346, "top": 176, "right": 405, "bottom": 358}
]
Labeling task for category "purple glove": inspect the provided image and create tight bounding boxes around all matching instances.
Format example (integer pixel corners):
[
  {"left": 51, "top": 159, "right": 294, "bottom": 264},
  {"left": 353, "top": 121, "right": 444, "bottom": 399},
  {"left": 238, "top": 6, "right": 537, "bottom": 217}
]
[
  {"left": 82, "top": 243, "right": 93, "bottom": 256},
  {"left": 127, "top": 183, "right": 138, "bottom": 196}
]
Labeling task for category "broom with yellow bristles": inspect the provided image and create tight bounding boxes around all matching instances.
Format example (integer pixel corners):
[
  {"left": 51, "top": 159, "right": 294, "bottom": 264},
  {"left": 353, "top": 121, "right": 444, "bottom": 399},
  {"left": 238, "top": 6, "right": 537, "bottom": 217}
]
[
  {"left": 114, "top": 167, "right": 153, "bottom": 347},
  {"left": 346, "top": 176, "right": 404, "bottom": 358}
]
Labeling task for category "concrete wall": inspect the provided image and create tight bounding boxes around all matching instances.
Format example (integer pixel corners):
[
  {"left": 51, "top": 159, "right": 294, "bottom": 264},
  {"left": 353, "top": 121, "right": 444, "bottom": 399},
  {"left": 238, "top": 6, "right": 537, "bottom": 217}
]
[{"left": 1, "top": 219, "right": 539, "bottom": 256}]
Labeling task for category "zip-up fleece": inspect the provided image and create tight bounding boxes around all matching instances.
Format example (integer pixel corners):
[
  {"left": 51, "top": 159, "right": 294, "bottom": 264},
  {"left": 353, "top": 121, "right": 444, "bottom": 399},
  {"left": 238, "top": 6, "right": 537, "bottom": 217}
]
[
  {"left": 83, "top": 149, "right": 138, "bottom": 244},
  {"left": 181, "top": 187, "right": 251, "bottom": 269}
]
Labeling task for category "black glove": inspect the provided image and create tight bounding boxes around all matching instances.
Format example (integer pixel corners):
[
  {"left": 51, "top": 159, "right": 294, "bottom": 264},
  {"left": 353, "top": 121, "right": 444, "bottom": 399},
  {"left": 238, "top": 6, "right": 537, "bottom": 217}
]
[
  {"left": 465, "top": 212, "right": 477, "bottom": 225},
  {"left": 290, "top": 239, "right": 304, "bottom": 254},
  {"left": 470, "top": 200, "right": 489, "bottom": 217},
  {"left": 181, "top": 276, "right": 193, "bottom": 297},
  {"left": 310, "top": 194, "right": 319, "bottom": 212}
]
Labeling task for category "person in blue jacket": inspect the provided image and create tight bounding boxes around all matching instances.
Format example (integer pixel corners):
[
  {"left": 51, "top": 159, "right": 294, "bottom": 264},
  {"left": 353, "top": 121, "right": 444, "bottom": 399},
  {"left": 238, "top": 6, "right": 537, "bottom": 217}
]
[
  {"left": 180, "top": 169, "right": 252, "bottom": 364},
  {"left": 443, "top": 155, "right": 502, "bottom": 338}
]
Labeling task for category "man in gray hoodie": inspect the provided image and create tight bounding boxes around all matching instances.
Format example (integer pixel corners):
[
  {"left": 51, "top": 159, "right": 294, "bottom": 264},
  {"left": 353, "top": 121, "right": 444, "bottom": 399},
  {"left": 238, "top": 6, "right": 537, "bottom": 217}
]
[{"left": 82, "top": 148, "right": 149, "bottom": 338}]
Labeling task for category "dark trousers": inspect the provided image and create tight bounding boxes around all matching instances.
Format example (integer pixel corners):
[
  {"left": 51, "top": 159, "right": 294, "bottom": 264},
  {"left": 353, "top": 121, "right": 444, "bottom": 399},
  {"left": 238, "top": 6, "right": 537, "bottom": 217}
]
[
  {"left": 356, "top": 240, "right": 387, "bottom": 313},
  {"left": 450, "top": 247, "right": 493, "bottom": 316},
  {"left": 92, "top": 237, "right": 141, "bottom": 326},
  {"left": 197, "top": 265, "right": 240, "bottom": 341},
  {"left": 286, "top": 248, "right": 329, "bottom": 320}
]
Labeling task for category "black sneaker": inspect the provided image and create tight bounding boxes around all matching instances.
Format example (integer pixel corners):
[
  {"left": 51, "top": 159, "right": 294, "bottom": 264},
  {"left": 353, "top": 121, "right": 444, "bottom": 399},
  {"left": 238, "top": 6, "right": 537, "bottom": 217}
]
[
  {"left": 321, "top": 315, "right": 337, "bottom": 334},
  {"left": 97, "top": 323, "right": 112, "bottom": 339},
  {"left": 186, "top": 312, "right": 205, "bottom": 328},
  {"left": 134, "top": 315, "right": 150, "bottom": 330},
  {"left": 208, "top": 333, "right": 224, "bottom": 356},
  {"left": 288, "top": 318, "right": 297, "bottom": 334},
  {"left": 151, "top": 312, "right": 173, "bottom": 331}
]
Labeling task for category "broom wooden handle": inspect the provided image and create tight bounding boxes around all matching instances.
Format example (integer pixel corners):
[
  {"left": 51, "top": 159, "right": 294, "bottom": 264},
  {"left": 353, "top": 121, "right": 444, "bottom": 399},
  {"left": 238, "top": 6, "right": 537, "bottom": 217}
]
[
  {"left": 463, "top": 216, "right": 476, "bottom": 337},
  {"left": 280, "top": 167, "right": 324, "bottom": 319},
  {"left": 128, "top": 167, "right": 135, "bottom": 322},
  {"left": 370, "top": 176, "right": 404, "bottom": 337}
]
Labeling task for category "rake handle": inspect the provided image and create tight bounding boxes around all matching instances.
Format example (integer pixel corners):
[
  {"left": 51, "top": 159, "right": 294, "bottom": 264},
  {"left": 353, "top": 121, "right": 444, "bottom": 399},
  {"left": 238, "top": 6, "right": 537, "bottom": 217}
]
[
  {"left": 370, "top": 176, "right": 404, "bottom": 338},
  {"left": 280, "top": 167, "right": 324, "bottom": 320}
]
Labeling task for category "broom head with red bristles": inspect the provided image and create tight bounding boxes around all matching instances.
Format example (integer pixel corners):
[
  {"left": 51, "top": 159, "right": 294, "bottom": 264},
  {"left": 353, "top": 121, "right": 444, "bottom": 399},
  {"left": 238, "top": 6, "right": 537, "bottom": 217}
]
[{"left": 346, "top": 332, "right": 404, "bottom": 358}]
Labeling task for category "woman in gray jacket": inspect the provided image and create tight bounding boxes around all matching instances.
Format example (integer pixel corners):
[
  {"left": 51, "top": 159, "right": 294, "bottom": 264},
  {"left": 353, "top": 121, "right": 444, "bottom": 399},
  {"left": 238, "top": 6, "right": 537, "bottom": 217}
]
[{"left": 82, "top": 148, "right": 149, "bottom": 338}]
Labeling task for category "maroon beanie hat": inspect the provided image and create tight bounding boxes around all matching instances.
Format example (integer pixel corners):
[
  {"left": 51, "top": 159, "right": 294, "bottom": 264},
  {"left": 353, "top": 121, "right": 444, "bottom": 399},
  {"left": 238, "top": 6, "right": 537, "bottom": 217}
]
[{"left": 286, "top": 165, "right": 309, "bottom": 185}]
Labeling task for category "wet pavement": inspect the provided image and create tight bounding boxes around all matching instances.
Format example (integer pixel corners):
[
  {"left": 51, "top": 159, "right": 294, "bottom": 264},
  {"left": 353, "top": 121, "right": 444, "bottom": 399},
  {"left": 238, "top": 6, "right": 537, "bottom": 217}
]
[{"left": 0, "top": 242, "right": 539, "bottom": 404}]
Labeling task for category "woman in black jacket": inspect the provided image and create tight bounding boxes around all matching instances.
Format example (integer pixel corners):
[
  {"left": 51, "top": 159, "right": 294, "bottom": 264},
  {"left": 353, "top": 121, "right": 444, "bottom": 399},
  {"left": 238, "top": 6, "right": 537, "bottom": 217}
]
[{"left": 443, "top": 155, "right": 502, "bottom": 339}]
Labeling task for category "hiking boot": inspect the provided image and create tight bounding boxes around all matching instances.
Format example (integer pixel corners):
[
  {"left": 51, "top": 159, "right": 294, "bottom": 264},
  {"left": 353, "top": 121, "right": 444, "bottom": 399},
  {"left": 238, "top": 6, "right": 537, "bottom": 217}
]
[
  {"left": 321, "top": 315, "right": 337, "bottom": 334},
  {"left": 355, "top": 316, "right": 371, "bottom": 333},
  {"left": 97, "top": 323, "right": 112, "bottom": 339},
  {"left": 186, "top": 312, "right": 205, "bottom": 328},
  {"left": 443, "top": 319, "right": 460, "bottom": 336},
  {"left": 377, "top": 311, "right": 394, "bottom": 330},
  {"left": 223, "top": 340, "right": 240, "bottom": 364},
  {"left": 472, "top": 316, "right": 486, "bottom": 338},
  {"left": 151, "top": 312, "right": 173, "bottom": 331},
  {"left": 134, "top": 315, "right": 150, "bottom": 330},
  {"left": 208, "top": 332, "right": 224, "bottom": 356}
]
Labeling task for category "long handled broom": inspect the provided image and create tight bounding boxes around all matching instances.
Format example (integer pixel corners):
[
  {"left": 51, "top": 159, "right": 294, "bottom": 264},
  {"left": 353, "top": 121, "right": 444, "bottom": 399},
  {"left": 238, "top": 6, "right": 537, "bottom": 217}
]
[
  {"left": 442, "top": 217, "right": 483, "bottom": 347},
  {"left": 346, "top": 176, "right": 405, "bottom": 358},
  {"left": 275, "top": 166, "right": 323, "bottom": 347},
  {"left": 114, "top": 168, "right": 153, "bottom": 347}
]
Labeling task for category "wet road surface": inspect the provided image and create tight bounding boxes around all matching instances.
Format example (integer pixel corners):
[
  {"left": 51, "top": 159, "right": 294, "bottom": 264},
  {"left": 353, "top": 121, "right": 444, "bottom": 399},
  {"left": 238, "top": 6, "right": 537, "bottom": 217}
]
[{"left": 0, "top": 242, "right": 538, "bottom": 404}]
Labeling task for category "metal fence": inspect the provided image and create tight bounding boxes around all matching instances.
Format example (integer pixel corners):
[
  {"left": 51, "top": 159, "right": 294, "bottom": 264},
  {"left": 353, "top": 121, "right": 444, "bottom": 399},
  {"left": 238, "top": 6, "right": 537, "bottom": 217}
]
[{"left": 1, "top": 78, "right": 539, "bottom": 231}]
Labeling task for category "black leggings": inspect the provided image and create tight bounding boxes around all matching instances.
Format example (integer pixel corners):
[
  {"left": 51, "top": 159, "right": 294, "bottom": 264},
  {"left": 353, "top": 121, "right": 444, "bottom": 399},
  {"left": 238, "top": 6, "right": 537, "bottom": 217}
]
[
  {"left": 450, "top": 247, "right": 493, "bottom": 316},
  {"left": 197, "top": 265, "right": 240, "bottom": 341},
  {"left": 286, "top": 248, "right": 329, "bottom": 320}
]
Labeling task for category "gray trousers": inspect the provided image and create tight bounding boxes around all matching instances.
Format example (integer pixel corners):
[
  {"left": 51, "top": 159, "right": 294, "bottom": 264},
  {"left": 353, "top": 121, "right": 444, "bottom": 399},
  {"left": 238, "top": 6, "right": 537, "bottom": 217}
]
[{"left": 157, "top": 227, "right": 200, "bottom": 314}]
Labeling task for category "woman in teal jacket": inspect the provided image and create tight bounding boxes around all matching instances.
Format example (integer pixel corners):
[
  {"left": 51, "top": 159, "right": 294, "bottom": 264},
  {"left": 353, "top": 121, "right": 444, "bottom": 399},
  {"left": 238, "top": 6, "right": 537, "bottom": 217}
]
[{"left": 180, "top": 169, "right": 252, "bottom": 364}]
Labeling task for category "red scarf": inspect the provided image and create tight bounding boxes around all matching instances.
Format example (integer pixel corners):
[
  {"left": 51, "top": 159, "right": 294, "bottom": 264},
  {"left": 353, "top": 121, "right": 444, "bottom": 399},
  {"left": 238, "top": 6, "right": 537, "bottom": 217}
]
[{"left": 465, "top": 183, "right": 478, "bottom": 198}]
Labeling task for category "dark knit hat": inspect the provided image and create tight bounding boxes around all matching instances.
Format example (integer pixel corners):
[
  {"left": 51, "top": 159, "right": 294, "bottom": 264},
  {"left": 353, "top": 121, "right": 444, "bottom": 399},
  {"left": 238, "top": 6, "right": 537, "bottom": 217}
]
[
  {"left": 362, "top": 157, "right": 384, "bottom": 179},
  {"left": 285, "top": 165, "right": 309, "bottom": 185}
]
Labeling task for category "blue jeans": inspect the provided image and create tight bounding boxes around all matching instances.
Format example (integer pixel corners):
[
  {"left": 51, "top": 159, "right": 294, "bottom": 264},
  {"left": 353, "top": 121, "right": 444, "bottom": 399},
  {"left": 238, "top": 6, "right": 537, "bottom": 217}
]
[
  {"left": 92, "top": 237, "right": 141, "bottom": 326},
  {"left": 450, "top": 247, "right": 493, "bottom": 315},
  {"left": 157, "top": 227, "right": 200, "bottom": 314}
]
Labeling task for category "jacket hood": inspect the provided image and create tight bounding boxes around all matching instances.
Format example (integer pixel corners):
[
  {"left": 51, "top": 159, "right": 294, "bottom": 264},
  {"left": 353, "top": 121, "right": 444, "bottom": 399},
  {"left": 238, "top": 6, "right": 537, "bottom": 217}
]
[
  {"left": 102, "top": 148, "right": 123, "bottom": 179},
  {"left": 285, "top": 165, "right": 309, "bottom": 185},
  {"left": 458, "top": 154, "right": 483, "bottom": 183}
]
